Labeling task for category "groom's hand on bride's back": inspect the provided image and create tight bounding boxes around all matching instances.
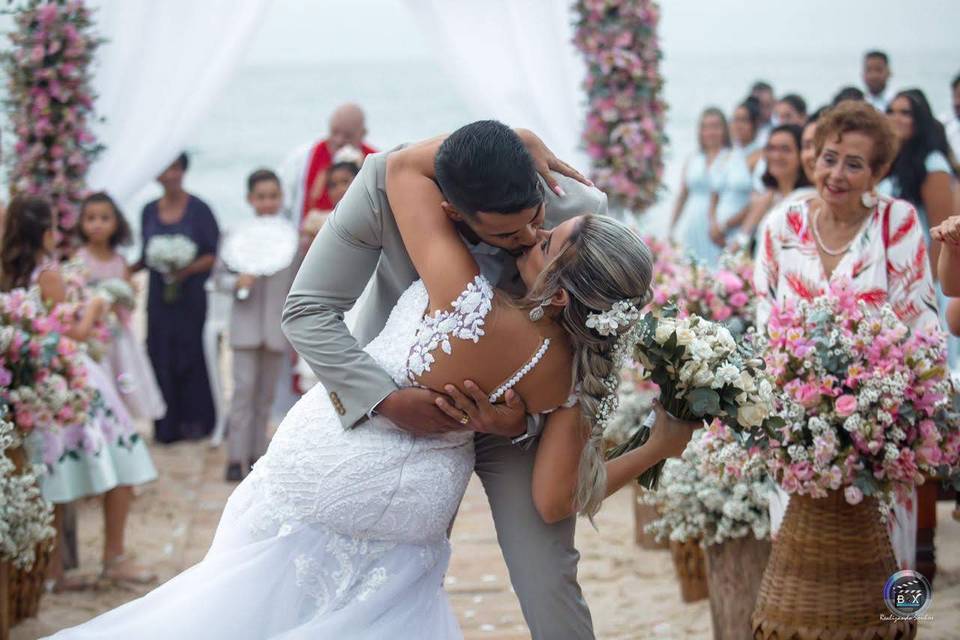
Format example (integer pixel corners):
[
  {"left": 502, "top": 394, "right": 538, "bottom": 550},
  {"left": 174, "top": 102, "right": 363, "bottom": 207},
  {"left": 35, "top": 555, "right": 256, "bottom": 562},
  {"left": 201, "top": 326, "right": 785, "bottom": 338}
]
[
  {"left": 375, "top": 388, "right": 468, "bottom": 435},
  {"left": 435, "top": 381, "right": 527, "bottom": 438}
]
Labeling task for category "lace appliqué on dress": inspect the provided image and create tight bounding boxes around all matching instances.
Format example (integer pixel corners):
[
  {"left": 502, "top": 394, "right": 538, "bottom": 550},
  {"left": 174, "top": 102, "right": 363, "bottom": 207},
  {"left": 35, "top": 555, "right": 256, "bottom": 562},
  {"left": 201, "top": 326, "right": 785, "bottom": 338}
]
[
  {"left": 294, "top": 534, "right": 398, "bottom": 615},
  {"left": 407, "top": 275, "right": 493, "bottom": 378}
]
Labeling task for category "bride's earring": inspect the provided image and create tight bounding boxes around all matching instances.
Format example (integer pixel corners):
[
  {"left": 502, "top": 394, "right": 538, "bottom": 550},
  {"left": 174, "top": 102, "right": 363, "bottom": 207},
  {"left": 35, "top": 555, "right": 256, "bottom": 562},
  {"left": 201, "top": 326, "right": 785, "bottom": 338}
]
[
  {"left": 861, "top": 190, "right": 879, "bottom": 209},
  {"left": 528, "top": 301, "right": 548, "bottom": 322}
]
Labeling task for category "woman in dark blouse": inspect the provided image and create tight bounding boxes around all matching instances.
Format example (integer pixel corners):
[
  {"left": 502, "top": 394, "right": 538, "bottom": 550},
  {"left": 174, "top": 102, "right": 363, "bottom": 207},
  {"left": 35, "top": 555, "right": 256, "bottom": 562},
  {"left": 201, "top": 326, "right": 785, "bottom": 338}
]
[{"left": 137, "top": 153, "right": 219, "bottom": 443}]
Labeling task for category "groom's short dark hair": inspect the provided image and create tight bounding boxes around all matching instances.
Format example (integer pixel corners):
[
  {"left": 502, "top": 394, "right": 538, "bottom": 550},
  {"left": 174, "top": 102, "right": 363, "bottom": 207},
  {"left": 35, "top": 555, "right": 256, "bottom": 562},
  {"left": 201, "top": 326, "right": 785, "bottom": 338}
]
[{"left": 434, "top": 120, "right": 543, "bottom": 217}]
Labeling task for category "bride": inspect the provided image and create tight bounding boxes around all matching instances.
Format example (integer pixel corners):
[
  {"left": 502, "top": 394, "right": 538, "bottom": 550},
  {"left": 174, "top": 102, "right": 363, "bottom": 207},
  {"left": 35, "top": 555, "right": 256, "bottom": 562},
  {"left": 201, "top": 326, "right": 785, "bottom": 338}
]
[{"left": 50, "top": 138, "right": 698, "bottom": 639}]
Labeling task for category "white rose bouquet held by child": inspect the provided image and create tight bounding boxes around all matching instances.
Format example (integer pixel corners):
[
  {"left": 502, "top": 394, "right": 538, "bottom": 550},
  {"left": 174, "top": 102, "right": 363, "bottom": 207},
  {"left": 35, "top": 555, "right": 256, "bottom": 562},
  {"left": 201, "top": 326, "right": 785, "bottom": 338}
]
[{"left": 144, "top": 234, "right": 197, "bottom": 303}]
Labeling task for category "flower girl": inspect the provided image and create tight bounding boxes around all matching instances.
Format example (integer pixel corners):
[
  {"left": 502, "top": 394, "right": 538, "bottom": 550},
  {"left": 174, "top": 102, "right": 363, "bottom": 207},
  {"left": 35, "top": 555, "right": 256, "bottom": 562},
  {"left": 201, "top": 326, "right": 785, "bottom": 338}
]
[
  {"left": 0, "top": 196, "right": 157, "bottom": 589},
  {"left": 75, "top": 192, "right": 166, "bottom": 421}
]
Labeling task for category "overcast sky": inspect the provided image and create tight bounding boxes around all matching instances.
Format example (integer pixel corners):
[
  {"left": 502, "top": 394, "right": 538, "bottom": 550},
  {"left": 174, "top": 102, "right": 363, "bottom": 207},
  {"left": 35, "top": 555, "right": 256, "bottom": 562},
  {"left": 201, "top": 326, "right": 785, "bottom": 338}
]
[{"left": 243, "top": 0, "right": 960, "bottom": 66}]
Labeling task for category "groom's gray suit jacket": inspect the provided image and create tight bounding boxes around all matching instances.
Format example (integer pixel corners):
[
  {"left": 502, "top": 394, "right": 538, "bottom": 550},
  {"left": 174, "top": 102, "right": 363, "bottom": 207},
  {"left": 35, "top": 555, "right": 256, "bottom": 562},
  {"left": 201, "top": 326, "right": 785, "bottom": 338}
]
[
  {"left": 282, "top": 149, "right": 607, "bottom": 429},
  {"left": 281, "top": 148, "right": 605, "bottom": 640}
]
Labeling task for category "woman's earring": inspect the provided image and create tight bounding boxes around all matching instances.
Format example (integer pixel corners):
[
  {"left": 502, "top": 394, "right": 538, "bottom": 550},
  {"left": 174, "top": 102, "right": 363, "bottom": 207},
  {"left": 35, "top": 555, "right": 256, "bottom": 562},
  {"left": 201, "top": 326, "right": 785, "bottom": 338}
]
[
  {"left": 528, "top": 301, "right": 548, "bottom": 322},
  {"left": 861, "top": 190, "right": 879, "bottom": 209}
]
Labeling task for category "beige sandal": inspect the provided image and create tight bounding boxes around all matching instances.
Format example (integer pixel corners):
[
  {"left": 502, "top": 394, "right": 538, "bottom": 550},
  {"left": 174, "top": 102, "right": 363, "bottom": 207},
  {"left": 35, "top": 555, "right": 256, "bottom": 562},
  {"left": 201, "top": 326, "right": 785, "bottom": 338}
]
[
  {"left": 45, "top": 573, "right": 98, "bottom": 593},
  {"left": 101, "top": 554, "right": 157, "bottom": 586}
]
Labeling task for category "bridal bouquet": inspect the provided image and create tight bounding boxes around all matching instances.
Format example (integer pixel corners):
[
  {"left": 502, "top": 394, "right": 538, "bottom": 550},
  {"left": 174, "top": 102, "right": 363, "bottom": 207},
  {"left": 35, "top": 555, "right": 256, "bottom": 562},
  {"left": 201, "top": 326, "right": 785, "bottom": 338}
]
[
  {"left": 760, "top": 279, "right": 960, "bottom": 505},
  {"left": 644, "top": 421, "right": 773, "bottom": 546},
  {"left": 145, "top": 234, "right": 197, "bottom": 303},
  {"left": 0, "top": 288, "right": 94, "bottom": 465},
  {"left": 607, "top": 305, "right": 776, "bottom": 489},
  {"left": 0, "top": 405, "right": 55, "bottom": 570}
]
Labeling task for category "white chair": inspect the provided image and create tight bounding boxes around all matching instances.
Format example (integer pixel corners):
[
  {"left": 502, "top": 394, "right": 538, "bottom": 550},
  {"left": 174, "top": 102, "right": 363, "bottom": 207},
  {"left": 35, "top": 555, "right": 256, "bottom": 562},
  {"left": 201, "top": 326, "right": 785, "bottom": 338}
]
[{"left": 205, "top": 280, "right": 233, "bottom": 447}]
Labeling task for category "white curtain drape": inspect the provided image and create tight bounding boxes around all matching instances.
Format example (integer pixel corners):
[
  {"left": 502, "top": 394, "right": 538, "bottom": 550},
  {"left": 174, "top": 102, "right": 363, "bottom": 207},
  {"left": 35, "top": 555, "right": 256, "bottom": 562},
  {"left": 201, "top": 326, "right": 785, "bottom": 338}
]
[
  {"left": 403, "top": 0, "right": 587, "bottom": 169},
  {"left": 85, "top": 0, "right": 270, "bottom": 203}
]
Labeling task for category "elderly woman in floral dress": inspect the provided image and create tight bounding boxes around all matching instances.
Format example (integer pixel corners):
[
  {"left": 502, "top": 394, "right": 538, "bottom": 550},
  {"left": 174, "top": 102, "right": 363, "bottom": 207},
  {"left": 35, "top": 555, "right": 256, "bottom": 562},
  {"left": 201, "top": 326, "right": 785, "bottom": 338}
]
[{"left": 754, "top": 101, "right": 940, "bottom": 569}]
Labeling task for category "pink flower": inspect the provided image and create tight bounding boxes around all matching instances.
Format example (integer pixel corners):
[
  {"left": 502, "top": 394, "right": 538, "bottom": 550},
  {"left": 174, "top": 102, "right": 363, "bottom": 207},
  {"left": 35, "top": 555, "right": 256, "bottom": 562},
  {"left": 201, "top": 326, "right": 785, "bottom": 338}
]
[
  {"left": 835, "top": 395, "right": 858, "bottom": 417},
  {"left": 729, "top": 291, "right": 749, "bottom": 308},
  {"left": 844, "top": 486, "right": 864, "bottom": 505}
]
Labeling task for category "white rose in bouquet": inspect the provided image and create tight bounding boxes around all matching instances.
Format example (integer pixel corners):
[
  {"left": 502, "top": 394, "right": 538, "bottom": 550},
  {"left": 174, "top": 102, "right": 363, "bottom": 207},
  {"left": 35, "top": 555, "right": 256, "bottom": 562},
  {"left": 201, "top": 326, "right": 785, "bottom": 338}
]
[{"left": 145, "top": 234, "right": 198, "bottom": 303}]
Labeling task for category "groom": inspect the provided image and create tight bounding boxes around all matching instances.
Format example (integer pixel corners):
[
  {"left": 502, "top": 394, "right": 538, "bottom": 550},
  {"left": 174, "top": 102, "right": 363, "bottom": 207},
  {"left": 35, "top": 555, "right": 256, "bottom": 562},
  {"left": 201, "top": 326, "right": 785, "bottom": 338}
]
[{"left": 282, "top": 121, "right": 606, "bottom": 639}]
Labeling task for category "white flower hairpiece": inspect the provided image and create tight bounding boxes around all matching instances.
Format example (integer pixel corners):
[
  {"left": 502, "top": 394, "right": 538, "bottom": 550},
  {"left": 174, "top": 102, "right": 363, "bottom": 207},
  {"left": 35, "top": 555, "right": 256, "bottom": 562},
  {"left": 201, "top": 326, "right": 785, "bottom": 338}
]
[
  {"left": 586, "top": 299, "right": 640, "bottom": 337},
  {"left": 332, "top": 145, "right": 364, "bottom": 167}
]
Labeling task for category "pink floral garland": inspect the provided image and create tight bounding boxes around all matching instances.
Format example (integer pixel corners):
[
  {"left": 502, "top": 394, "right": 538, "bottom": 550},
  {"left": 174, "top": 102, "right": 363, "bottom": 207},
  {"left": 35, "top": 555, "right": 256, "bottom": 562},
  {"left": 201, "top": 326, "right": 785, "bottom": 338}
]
[
  {"left": 3, "top": 0, "right": 102, "bottom": 234},
  {"left": 574, "top": 0, "right": 667, "bottom": 212}
]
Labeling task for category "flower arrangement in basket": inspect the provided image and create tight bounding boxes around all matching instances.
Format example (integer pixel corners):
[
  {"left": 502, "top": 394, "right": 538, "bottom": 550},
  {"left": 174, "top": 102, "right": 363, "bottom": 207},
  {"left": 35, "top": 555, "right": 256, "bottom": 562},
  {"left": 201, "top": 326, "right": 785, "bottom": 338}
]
[
  {"left": 145, "top": 234, "right": 197, "bottom": 303},
  {"left": 757, "top": 279, "right": 960, "bottom": 506},
  {"left": 645, "top": 422, "right": 773, "bottom": 547},
  {"left": 0, "top": 405, "right": 55, "bottom": 571},
  {"left": 0, "top": 288, "right": 93, "bottom": 466}
]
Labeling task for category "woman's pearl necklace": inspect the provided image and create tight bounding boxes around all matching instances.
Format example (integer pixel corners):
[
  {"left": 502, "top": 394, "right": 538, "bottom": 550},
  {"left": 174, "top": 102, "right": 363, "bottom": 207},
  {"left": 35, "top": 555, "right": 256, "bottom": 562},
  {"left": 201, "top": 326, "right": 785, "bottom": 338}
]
[{"left": 811, "top": 203, "right": 872, "bottom": 257}]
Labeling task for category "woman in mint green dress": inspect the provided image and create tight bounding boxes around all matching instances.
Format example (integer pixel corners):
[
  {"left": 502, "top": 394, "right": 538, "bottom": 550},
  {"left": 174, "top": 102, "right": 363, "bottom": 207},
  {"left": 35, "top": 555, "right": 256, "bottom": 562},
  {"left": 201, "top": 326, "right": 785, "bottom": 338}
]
[{"left": 0, "top": 196, "right": 157, "bottom": 590}]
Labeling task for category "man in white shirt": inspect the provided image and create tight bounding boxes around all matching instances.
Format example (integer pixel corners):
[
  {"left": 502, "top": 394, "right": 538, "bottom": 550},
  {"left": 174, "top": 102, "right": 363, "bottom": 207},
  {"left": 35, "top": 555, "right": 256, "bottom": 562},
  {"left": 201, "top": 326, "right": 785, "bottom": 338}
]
[
  {"left": 941, "top": 73, "right": 960, "bottom": 161},
  {"left": 863, "top": 50, "right": 895, "bottom": 112}
]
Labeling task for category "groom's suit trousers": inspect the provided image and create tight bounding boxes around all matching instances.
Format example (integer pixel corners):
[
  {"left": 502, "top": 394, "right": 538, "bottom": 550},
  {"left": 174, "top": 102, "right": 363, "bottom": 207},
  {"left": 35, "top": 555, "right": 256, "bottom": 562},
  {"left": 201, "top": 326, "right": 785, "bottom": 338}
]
[{"left": 282, "top": 148, "right": 607, "bottom": 639}]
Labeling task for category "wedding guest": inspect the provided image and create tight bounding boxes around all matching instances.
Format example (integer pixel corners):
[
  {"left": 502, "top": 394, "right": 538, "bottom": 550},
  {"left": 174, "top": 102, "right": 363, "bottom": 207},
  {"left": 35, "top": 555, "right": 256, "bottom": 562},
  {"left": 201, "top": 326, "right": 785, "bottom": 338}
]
[
  {"left": 940, "top": 73, "right": 960, "bottom": 165},
  {"left": 299, "top": 155, "right": 362, "bottom": 252},
  {"left": 881, "top": 89, "right": 957, "bottom": 261},
  {"left": 832, "top": 86, "right": 865, "bottom": 106},
  {"left": 1, "top": 196, "right": 157, "bottom": 590},
  {"left": 75, "top": 193, "right": 167, "bottom": 422},
  {"left": 863, "top": 50, "right": 894, "bottom": 111},
  {"left": 755, "top": 101, "right": 936, "bottom": 569},
  {"left": 737, "top": 124, "right": 812, "bottom": 244},
  {"left": 281, "top": 103, "right": 377, "bottom": 224},
  {"left": 800, "top": 107, "right": 830, "bottom": 187},
  {"left": 134, "top": 153, "right": 220, "bottom": 443},
  {"left": 753, "top": 94, "right": 808, "bottom": 191},
  {"left": 774, "top": 94, "right": 807, "bottom": 126},
  {"left": 750, "top": 80, "right": 776, "bottom": 143},
  {"left": 214, "top": 170, "right": 299, "bottom": 482},
  {"left": 706, "top": 97, "right": 763, "bottom": 258},
  {"left": 933, "top": 215, "right": 960, "bottom": 333},
  {"left": 669, "top": 107, "right": 731, "bottom": 260}
]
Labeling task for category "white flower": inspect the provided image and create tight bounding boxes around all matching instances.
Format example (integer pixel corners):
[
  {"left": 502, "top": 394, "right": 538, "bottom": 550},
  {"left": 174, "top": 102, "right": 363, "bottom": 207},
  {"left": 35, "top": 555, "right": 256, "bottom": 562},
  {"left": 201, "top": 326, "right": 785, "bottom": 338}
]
[
  {"left": 713, "top": 364, "right": 740, "bottom": 388},
  {"left": 735, "top": 371, "right": 757, "bottom": 393},
  {"left": 675, "top": 326, "right": 696, "bottom": 346},
  {"left": 689, "top": 339, "right": 714, "bottom": 361},
  {"left": 692, "top": 367, "right": 715, "bottom": 388},
  {"left": 585, "top": 299, "right": 640, "bottom": 337},
  {"left": 738, "top": 404, "right": 767, "bottom": 428},
  {"left": 654, "top": 318, "right": 676, "bottom": 344}
]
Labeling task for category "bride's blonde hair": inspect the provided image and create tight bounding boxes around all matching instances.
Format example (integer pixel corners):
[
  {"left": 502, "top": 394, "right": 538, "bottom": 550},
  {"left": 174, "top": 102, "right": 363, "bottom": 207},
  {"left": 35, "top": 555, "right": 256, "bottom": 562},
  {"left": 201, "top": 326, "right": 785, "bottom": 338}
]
[{"left": 520, "top": 215, "right": 653, "bottom": 519}]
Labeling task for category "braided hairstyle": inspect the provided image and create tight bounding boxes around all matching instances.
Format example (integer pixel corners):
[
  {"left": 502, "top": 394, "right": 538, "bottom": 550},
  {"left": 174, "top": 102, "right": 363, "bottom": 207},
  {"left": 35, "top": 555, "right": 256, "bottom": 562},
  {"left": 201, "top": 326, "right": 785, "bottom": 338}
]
[{"left": 520, "top": 215, "right": 653, "bottom": 518}]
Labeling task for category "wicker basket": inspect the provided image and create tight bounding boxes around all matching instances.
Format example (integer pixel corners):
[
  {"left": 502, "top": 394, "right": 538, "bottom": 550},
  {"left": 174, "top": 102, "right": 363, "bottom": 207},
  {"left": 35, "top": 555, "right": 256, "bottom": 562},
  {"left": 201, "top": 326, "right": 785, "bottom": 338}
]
[
  {"left": 670, "top": 538, "right": 709, "bottom": 603},
  {"left": 704, "top": 536, "right": 770, "bottom": 640},
  {"left": 752, "top": 490, "right": 916, "bottom": 639},
  {"left": 2, "top": 445, "right": 53, "bottom": 630},
  {"left": 633, "top": 484, "right": 669, "bottom": 550}
]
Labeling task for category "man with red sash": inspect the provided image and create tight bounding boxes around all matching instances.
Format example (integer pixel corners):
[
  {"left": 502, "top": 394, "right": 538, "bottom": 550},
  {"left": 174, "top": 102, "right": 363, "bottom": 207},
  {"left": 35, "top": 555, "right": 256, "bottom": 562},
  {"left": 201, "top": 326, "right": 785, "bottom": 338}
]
[{"left": 282, "top": 103, "right": 377, "bottom": 223}]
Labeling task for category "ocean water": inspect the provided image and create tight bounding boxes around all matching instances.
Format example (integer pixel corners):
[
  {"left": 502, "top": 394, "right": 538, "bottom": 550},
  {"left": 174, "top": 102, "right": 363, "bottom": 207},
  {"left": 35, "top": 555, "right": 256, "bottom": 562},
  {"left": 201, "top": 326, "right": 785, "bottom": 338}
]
[{"left": 137, "top": 46, "right": 957, "bottom": 252}]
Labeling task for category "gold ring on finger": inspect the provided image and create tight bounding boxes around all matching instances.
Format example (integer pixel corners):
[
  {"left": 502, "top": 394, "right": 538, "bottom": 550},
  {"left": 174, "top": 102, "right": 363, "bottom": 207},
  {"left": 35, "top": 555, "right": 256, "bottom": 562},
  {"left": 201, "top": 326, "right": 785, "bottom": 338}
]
[{"left": 459, "top": 415, "right": 470, "bottom": 425}]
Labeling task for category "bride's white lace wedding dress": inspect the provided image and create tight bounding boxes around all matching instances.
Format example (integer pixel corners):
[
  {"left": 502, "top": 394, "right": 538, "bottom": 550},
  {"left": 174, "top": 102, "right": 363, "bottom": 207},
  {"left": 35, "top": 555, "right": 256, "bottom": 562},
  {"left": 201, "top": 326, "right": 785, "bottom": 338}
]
[{"left": 51, "top": 276, "right": 550, "bottom": 640}]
